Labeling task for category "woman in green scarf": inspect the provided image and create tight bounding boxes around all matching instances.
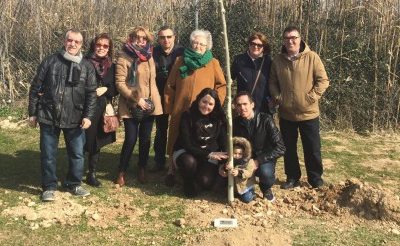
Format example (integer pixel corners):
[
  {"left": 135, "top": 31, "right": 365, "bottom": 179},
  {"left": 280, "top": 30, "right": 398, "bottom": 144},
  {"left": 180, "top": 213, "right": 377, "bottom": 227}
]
[{"left": 164, "top": 29, "right": 227, "bottom": 187}]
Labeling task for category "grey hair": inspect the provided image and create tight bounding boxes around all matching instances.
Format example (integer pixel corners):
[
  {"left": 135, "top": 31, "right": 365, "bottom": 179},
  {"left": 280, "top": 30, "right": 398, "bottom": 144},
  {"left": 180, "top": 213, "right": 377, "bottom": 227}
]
[
  {"left": 64, "top": 29, "right": 83, "bottom": 41},
  {"left": 190, "top": 29, "right": 213, "bottom": 50}
]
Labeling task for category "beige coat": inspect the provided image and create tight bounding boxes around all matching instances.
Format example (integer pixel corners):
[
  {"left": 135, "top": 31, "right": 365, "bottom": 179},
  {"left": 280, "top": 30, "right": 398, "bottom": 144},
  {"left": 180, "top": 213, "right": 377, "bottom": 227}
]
[
  {"left": 269, "top": 42, "right": 329, "bottom": 121},
  {"left": 115, "top": 51, "right": 162, "bottom": 118},
  {"left": 164, "top": 56, "right": 227, "bottom": 158}
]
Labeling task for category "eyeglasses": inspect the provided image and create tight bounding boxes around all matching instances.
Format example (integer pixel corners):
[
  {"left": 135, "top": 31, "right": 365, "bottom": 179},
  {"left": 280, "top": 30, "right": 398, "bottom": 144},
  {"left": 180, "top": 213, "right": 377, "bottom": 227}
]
[
  {"left": 159, "top": 35, "right": 173, "bottom": 39},
  {"left": 95, "top": 43, "right": 110, "bottom": 49},
  {"left": 66, "top": 39, "right": 82, "bottom": 45},
  {"left": 193, "top": 41, "right": 207, "bottom": 47},
  {"left": 284, "top": 36, "right": 300, "bottom": 41},
  {"left": 249, "top": 42, "right": 263, "bottom": 48}
]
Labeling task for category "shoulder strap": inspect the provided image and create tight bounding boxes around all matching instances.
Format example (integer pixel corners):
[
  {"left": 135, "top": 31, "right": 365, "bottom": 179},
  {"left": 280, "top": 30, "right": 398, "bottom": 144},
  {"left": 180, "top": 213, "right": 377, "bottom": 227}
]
[{"left": 250, "top": 56, "right": 265, "bottom": 96}]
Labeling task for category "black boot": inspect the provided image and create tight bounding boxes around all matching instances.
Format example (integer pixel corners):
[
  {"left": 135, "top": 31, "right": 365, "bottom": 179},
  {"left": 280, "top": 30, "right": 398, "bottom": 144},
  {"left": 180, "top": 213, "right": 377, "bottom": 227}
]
[
  {"left": 86, "top": 152, "right": 101, "bottom": 187},
  {"left": 183, "top": 179, "right": 197, "bottom": 198}
]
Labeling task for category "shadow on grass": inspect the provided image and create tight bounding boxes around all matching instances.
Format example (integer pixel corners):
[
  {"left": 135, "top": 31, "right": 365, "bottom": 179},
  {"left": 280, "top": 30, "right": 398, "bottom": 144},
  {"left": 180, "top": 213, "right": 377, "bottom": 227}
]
[
  {"left": 0, "top": 146, "right": 260, "bottom": 204},
  {"left": 0, "top": 149, "right": 120, "bottom": 196}
]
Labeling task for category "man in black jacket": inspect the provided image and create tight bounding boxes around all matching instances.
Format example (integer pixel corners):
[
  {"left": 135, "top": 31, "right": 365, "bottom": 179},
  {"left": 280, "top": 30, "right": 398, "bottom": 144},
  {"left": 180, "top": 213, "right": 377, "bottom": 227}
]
[
  {"left": 28, "top": 29, "right": 97, "bottom": 202},
  {"left": 233, "top": 91, "right": 285, "bottom": 202},
  {"left": 152, "top": 26, "right": 184, "bottom": 173}
]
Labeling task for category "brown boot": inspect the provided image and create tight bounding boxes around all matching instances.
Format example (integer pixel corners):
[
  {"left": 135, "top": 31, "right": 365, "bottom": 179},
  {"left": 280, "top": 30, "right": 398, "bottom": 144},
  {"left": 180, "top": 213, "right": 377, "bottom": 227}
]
[
  {"left": 137, "top": 167, "right": 146, "bottom": 184},
  {"left": 115, "top": 172, "right": 125, "bottom": 187}
]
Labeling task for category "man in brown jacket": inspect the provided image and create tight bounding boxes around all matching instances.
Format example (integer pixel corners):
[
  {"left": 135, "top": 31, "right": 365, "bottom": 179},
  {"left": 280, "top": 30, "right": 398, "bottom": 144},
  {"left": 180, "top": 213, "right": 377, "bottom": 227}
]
[{"left": 269, "top": 26, "right": 329, "bottom": 189}]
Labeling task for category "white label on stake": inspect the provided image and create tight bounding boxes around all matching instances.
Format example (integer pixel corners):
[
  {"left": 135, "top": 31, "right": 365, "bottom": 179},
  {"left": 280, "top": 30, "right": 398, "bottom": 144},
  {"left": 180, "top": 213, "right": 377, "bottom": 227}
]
[{"left": 213, "top": 218, "right": 238, "bottom": 228}]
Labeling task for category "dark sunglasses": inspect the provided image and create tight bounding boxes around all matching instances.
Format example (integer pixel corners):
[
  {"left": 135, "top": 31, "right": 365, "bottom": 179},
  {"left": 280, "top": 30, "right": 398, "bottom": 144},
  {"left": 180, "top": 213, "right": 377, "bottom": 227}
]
[
  {"left": 159, "top": 35, "right": 173, "bottom": 39},
  {"left": 95, "top": 43, "right": 109, "bottom": 49},
  {"left": 249, "top": 41, "right": 263, "bottom": 48}
]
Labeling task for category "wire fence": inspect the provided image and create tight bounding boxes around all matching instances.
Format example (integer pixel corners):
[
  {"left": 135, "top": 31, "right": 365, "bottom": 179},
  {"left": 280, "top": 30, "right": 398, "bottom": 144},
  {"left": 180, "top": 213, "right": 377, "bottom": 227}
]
[{"left": 1, "top": 0, "right": 400, "bottom": 132}]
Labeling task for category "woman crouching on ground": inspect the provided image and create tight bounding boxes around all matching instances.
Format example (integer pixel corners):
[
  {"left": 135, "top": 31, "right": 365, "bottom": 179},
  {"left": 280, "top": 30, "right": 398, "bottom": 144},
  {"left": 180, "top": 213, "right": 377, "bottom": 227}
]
[{"left": 173, "top": 88, "right": 228, "bottom": 197}]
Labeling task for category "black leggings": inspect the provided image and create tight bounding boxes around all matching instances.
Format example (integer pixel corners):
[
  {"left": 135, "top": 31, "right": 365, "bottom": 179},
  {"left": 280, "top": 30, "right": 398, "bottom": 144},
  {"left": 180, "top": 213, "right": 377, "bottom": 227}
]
[{"left": 176, "top": 152, "right": 218, "bottom": 190}]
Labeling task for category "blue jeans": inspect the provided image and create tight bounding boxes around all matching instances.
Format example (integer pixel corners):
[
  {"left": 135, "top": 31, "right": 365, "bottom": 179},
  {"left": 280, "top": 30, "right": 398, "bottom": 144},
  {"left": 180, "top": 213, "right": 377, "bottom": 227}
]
[
  {"left": 239, "top": 187, "right": 255, "bottom": 203},
  {"left": 40, "top": 123, "right": 85, "bottom": 191},
  {"left": 279, "top": 117, "right": 323, "bottom": 186},
  {"left": 255, "top": 160, "right": 276, "bottom": 192},
  {"left": 119, "top": 116, "right": 154, "bottom": 171},
  {"left": 154, "top": 114, "right": 169, "bottom": 167}
]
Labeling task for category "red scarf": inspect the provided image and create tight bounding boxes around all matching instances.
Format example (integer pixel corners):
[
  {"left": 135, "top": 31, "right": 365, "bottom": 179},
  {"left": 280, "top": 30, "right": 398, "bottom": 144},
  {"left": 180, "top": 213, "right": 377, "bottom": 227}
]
[{"left": 123, "top": 43, "right": 153, "bottom": 62}]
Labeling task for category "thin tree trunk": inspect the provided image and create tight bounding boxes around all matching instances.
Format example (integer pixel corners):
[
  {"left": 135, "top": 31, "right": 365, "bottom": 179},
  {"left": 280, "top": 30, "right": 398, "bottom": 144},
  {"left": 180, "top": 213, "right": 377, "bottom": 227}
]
[{"left": 218, "top": 0, "right": 234, "bottom": 203}]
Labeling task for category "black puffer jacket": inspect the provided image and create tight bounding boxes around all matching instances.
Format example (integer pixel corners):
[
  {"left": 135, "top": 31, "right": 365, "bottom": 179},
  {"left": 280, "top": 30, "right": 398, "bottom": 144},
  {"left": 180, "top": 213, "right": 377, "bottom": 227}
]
[
  {"left": 233, "top": 112, "right": 285, "bottom": 165},
  {"left": 28, "top": 52, "right": 97, "bottom": 128}
]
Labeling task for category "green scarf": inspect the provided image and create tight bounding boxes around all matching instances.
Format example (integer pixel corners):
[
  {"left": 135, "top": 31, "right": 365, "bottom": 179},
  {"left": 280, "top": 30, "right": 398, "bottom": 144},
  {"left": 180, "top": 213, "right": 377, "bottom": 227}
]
[{"left": 179, "top": 48, "right": 213, "bottom": 78}]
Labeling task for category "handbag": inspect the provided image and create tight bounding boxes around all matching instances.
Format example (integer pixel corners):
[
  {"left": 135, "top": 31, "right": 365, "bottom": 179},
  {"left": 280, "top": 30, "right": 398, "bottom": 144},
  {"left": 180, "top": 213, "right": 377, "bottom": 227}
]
[
  {"left": 129, "top": 61, "right": 155, "bottom": 122},
  {"left": 103, "top": 103, "right": 120, "bottom": 133},
  {"left": 130, "top": 98, "right": 155, "bottom": 122}
]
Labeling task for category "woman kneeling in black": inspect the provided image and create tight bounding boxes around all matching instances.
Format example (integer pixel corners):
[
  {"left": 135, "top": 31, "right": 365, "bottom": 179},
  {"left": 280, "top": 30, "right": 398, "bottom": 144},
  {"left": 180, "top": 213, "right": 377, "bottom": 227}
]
[{"left": 173, "top": 88, "right": 228, "bottom": 197}]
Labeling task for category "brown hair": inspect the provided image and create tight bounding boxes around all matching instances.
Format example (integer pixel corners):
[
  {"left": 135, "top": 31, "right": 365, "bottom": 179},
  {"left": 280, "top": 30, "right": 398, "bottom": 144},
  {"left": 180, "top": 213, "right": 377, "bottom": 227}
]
[
  {"left": 234, "top": 91, "right": 255, "bottom": 104},
  {"left": 89, "top": 33, "right": 114, "bottom": 58},
  {"left": 128, "top": 26, "right": 154, "bottom": 43},
  {"left": 247, "top": 32, "right": 270, "bottom": 55}
]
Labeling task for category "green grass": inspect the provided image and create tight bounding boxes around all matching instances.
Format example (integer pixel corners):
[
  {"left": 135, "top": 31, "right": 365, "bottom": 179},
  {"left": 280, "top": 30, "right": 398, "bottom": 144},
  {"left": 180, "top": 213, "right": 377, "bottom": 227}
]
[
  {"left": 0, "top": 106, "right": 27, "bottom": 119},
  {"left": 289, "top": 217, "right": 397, "bottom": 246},
  {"left": 0, "top": 128, "right": 399, "bottom": 245},
  {"left": 321, "top": 132, "right": 400, "bottom": 187}
]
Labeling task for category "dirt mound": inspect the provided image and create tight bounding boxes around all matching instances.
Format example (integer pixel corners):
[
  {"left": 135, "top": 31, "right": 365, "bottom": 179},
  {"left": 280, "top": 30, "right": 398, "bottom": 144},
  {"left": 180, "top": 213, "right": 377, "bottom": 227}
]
[
  {"left": 272, "top": 179, "right": 400, "bottom": 223},
  {"left": 338, "top": 179, "right": 400, "bottom": 223}
]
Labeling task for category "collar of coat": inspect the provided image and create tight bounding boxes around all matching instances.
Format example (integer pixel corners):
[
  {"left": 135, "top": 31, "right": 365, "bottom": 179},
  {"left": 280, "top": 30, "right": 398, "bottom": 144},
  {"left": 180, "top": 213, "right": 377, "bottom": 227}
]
[{"left": 280, "top": 40, "right": 311, "bottom": 60}]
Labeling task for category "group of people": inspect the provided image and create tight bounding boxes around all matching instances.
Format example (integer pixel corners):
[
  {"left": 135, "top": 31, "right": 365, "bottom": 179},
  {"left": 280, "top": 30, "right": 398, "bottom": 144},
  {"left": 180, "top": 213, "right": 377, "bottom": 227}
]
[{"left": 28, "top": 25, "right": 329, "bottom": 203}]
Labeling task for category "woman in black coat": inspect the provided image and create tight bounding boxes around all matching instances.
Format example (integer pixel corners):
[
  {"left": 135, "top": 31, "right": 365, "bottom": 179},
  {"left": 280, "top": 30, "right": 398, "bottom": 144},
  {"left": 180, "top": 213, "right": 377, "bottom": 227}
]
[
  {"left": 173, "top": 88, "right": 228, "bottom": 197},
  {"left": 231, "top": 32, "right": 273, "bottom": 114},
  {"left": 84, "top": 33, "right": 118, "bottom": 187}
]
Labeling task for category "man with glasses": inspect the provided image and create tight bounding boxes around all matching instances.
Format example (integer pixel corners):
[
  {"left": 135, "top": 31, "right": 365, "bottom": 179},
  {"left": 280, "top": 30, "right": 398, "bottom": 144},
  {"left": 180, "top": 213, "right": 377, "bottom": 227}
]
[
  {"left": 28, "top": 29, "right": 97, "bottom": 201},
  {"left": 269, "top": 26, "right": 329, "bottom": 189},
  {"left": 152, "top": 25, "right": 184, "bottom": 172}
]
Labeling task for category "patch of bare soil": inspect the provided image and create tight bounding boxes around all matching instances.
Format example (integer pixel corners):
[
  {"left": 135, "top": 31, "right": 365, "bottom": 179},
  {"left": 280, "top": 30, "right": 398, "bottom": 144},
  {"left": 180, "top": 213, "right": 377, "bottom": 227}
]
[
  {"left": 182, "top": 179, "right": 400, "bottom": 244},
  {"left": 1, "top": 191, "right": 86, "bottom": 229},
  {"left": 362, "top": 158, "right": 400, "bottom": 172},
  {"left": 1, "top": 179, "right": 399, "bottom": 244},
  {"left": 0, "top": 117, "right": 28, "bottom": 130},
  {"left": 322, "top": 158, "right": 336, "bottom": 169}
]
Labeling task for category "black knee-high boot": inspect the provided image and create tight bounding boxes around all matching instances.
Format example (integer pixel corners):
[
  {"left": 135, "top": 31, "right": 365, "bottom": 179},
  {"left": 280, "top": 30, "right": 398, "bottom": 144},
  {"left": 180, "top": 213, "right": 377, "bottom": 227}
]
[{"left": 86, "top": 151, "right": 101, "bottom": 187}]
